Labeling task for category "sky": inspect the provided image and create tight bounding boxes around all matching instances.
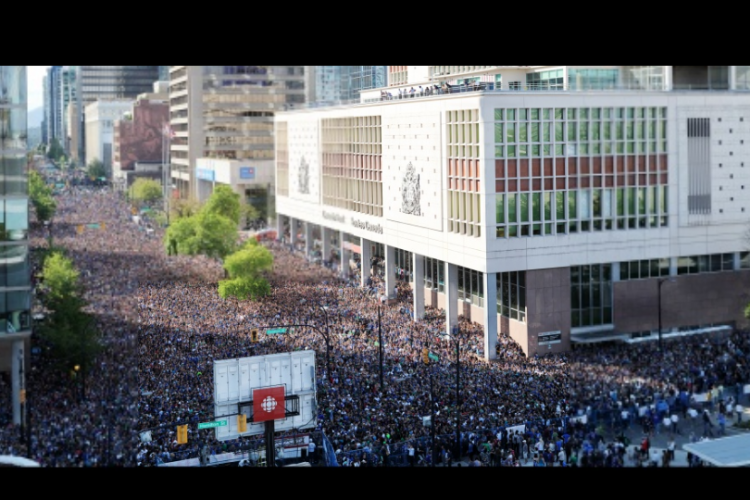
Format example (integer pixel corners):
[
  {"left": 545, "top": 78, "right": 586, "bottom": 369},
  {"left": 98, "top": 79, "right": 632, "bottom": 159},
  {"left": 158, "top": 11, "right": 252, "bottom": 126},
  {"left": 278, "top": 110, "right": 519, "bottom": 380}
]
[{"left": 27, "top": 65, "right": 49, "bottom": 111}]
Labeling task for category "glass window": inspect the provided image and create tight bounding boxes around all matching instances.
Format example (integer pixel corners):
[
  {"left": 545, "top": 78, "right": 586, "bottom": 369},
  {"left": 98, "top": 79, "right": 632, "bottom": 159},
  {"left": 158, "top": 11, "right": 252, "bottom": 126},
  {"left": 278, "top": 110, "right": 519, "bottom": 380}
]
[
  {"left": 507, "top": 123, "right": 516, "bottom": 143},
  {"left": 508, "top": 194, "right": 517, "bottom": 223},
  {"left": 556, "top": 191, "right": 565, "bottom": 220},
  {"left": 494, "top": 123, "right": 504, "bottom": 143},
  {"left": 519, "top": 194, "right": 529, "bottom": 222}
]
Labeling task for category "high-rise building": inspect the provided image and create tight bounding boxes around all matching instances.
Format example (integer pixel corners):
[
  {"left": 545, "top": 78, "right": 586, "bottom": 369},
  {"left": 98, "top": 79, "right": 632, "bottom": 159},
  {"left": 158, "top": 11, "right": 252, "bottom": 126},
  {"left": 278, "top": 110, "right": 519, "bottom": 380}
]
[
  {"left": 73, "top": 66, "right": 160, "bottom": 164},
  {"left": 305, "top": 66, "right": 387, "bottom": 104},
  {"left": 275, "top": 65, "right": 750, "bottom": 359},
  {"left": 0, "top": 66, "right": 31, "bottom": 427},
  {"left": 167, "top": 66, "right": 305, "bottom": 203}
]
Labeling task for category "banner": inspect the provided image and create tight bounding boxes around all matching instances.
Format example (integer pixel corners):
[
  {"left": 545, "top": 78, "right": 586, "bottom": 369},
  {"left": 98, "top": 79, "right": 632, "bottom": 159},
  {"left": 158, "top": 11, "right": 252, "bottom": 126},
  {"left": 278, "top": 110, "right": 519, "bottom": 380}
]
[{"left": 253, "top": 386, "right": 286, "bottom": 422}]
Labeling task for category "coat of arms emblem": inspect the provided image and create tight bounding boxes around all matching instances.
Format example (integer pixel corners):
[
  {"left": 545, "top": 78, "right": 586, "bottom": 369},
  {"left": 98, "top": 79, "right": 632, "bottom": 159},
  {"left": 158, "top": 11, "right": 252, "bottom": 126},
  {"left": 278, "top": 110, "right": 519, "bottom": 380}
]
[
  {"left": 298, "top": 156, "right": 310, "bottom": 194},
  {"left": 400, "top": 162, "right": 421, "bottom": 216}
]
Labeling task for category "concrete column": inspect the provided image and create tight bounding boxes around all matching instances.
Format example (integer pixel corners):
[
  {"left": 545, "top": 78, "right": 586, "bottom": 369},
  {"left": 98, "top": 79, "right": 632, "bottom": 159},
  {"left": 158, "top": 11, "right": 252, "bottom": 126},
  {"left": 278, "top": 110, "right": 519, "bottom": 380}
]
[
  {"left": 734, "top": 251, "right": 741, "bottom": 271},
  {"left": 730, "top": 66, "right": 737, "bottom": 91},
  {"left": 361, "top": 238, "right": 372, "bottom": 288},
  {"left": 669, "top": 256, "right": 678, "bottom": 276},
  {"left": 445, "top": 262, "right": 459, "bottom": 337},
  {"left": 11, "top": 340, "right": 23, "bottom": 425},
  {"left": 385, "top": 245, "right": 396, "bottom": 299},
  {"left": 276, "top": 215, "right": 284, "bottom": 241},
  {"left": 304, "top": 222, "right": 313, "bottom": 257},
  {"left": 322, "top": 227, "right": 333, "bottom": 263},
  {"left": 339, "top": 230, "right": 348, "bottom": 279},
  {"left": 290, "top": 218, "right": 298, "bottom": 249},
  {"left": 412, "top": 253, "right": 425, "bottom": 321},
  {"left": 611, "top": 262, "right": 621, "bottom": 282},
  {"left": 482, "top": 272, "right": 498, "bottom": 361}
]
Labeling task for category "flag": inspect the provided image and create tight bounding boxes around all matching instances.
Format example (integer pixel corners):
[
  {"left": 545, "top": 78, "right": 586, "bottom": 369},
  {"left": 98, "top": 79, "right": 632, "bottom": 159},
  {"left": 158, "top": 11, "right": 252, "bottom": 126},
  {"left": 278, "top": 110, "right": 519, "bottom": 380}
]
[{"left": 253, "top": 386, "right": 286, "bottom": 422}]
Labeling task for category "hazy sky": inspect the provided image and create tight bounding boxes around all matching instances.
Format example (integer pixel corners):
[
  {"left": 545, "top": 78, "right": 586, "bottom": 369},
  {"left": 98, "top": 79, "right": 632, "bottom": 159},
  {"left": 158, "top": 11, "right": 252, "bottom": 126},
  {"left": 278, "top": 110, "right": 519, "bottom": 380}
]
[{"left": 27, "top": 65, "right": 50, "bottom": 111}]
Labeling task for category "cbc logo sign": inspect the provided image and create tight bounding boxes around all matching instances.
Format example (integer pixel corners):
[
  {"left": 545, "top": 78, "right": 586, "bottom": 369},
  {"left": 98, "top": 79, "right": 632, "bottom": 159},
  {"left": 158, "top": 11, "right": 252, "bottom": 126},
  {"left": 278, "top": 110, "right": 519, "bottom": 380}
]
[{"left": 261, "top": 395, "right": 278, "bottom": 413}]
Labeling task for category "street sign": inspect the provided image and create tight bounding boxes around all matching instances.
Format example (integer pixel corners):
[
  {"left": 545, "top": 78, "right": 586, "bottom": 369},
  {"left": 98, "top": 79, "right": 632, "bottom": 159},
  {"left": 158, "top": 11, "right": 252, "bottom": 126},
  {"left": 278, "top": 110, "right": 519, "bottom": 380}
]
[
  {"left": 198, "top": 420, "right": 227, "bottom": 429},
  {"left": 266, "top": 328, "right": 287, "bottom": 335},
  {"left": 428, "top": 353, "right": 439, "bottom": 362}
]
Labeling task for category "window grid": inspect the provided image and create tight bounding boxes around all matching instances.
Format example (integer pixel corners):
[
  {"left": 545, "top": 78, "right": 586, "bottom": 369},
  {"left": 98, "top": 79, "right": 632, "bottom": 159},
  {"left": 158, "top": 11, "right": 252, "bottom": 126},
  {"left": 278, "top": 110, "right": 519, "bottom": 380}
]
[
  {"left": 570, "top": 264, "right": 612, "bottom": 328},
  {"left": 447, "top": 109, "right": 482, "bottom": 237},
  {"left": 457, "top": 266, "right": 484, "bottom": 307},
  {"left": 275, "top": 121, "right": 289, "bottom": 196},
  {"left": 496, "top": 271, "right": 526, "bottom": 322},
  {"left": 394, "top": 248, "right": 413, "bottom": 282},
  {"left": 494, "top": 106, "right": 669, "bottom": 238},
  {"left": 423, "top": 257, "right": 445, "bottom": 293},
  {"left": 619, "top": 258, "right": 670, "bottom": 280},
  {"left": 677, "top": 253, "right": 736, "bottom": 275},
  {"left": 321, "top": 116, "right": 383, "bottom": 216}
]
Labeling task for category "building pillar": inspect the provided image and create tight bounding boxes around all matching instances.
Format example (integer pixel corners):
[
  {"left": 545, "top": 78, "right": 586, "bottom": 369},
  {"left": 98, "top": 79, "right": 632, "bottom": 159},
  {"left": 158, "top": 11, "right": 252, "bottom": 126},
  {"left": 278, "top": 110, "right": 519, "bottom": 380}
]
[
  {"left": 482, "top": 272, "right": 498, "bottom": 361},
  {"left": 611, "top": 262, "right": 621, "bottom": 282},
  {"left": 276, "top": 215, "right": 284, "bottom": 242},
  {"left": 663, "top": 66, "right": 673, "bottom": 91},
  {"left": 445, "top": 262, "right": 459, "bottom": 337},
  {"left": 290, "top": 218, "right": 298, "bottom": 249},
  {"left": 11, "top": 340, "right": 23, "bottom": 425},
  {"left": 322, "top": 227, "right": 333, "bottom": 264},
  {"left": 669, "top": 256, "right": 678, "bottom": 276},
  {"left": 730, "top": 66, "right": 737, "bottom": 91},
  {"left": 339, "top": 230, "right": 348, "bottom": 279},
  {"left": 361, "top": 238, "right": 372, "bottom": 288},
  {"left": 734, "top": 251, "right": 741, "bottom": 270},
  {"left": 304, "top": 222, "right": 313, "bottom": 257},
  {"left": 412, "top": 253, "right": 425, "bottom": 321},
  {"left": 385, "top": 245, "right": 396, "bottom": 299}
]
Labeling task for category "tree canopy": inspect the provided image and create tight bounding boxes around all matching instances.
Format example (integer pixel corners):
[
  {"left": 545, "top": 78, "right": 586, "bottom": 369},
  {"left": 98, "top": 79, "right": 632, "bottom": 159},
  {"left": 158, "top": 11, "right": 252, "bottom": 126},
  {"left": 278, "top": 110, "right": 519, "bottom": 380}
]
[
  {"left": 129, "top": 178, "right": 163, "bottom": 205},
  {"left": 164, "top": 199, "right": 239, "bottom": 260},
  {"left": 202, "top": 185, "right": 241, "bottom": 225},
  {"left": 47, "top": 138, "right": 63, "bottom": 161},
  {"left": 87, "top": 159, "right": 106, "bottom": 179},
  {"left": 218, "top": 238, "right": 274, "bottom": 300},
  {"left": 29, "top": 170, "right": 57, "bottom": 224}
]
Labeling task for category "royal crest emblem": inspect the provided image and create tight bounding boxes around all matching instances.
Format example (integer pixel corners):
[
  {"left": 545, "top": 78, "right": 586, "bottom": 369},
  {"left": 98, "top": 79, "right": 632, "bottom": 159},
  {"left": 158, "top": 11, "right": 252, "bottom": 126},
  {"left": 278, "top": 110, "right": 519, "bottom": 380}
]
[
  {"left": 298, "top": 156, "right": 310, "bottom": 194},
  {"left": 400, "top": 162, "right": 421, "bottom": 216}
]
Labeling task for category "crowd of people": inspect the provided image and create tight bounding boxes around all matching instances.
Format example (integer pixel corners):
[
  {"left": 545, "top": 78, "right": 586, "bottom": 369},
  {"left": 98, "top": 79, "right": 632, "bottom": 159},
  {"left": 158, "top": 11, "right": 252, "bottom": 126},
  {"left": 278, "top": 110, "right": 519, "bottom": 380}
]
[{"left": 1, "top": 164, "right": 748, "bottom": 467}]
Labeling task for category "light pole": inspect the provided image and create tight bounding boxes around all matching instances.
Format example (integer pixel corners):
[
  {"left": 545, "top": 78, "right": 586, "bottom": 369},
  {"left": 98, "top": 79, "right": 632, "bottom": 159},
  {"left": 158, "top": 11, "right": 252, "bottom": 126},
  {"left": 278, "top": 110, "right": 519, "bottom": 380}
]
[
  {"left": 452, "top": 324, "right": 462, "bottom": 460},
  {"left": 657, "top": 277, "right": 676, "bottom": 353},
  {"left": 377, "top": 297, "right": 384, "bottom": 391}
]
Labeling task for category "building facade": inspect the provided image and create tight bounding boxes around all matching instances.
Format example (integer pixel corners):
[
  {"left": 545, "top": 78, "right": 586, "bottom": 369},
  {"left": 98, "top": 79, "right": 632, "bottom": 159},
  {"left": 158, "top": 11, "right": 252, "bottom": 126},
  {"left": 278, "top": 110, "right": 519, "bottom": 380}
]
[
  {"left": 0, "top": 66, "right": 31, "bottom": 427},
  {"left": 83, "top": 99, "right": 132, "bottom": 177},
  {"left": 275, "top": 66, "right": 750, "bottom": 360},
  {"left": 168, "top": 66, "right": 305, "bottom": 205},
  {"left": 112, "top": 98, "right": 169, "bottom": 189},
  {"left": 74, "top": 66, "right": 160, "bottom": 163}
]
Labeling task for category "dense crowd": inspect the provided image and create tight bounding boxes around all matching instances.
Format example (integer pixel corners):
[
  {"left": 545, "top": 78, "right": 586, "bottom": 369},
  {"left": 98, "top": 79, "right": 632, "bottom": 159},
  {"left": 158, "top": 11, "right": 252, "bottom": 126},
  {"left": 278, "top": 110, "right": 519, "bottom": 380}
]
[{"left": 1, "top": 166, "right": 749, "bottom": 467}]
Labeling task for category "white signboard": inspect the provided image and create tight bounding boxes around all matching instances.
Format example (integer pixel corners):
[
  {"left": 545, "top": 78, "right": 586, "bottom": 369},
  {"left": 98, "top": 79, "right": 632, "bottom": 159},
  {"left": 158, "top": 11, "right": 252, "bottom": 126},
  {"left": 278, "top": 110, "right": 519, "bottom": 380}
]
[
  {"left": 383, "top": 111, "right": 443, "bottom": 231},
  {"left": 287, "top": 117, "right": 320, "bottom": 203},
  {"left": 213, "top": 350, "right": 316, "bottom": 441}
]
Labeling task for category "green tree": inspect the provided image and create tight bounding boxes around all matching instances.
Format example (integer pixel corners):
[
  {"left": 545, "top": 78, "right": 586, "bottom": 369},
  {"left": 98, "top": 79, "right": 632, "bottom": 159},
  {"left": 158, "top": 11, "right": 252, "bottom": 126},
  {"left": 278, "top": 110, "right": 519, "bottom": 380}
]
[
  {"left": 218, "top": 238, "right": 274, "bottom": 300},
  {"left": 29, "top": 170, "right": 57, "bottom": 225},
  {"left": 163, "top": 210, "right": 238, "bottom": 260},
  {"left": 240, "top": 201, "right": 261, "bottom": 227},
  {"left": 37, "top": 252, "right": 101, "bottom": 371},
  {"left": 170, "top": 197, "right": 201, "bottom": 220},
  {"left": 129, "top": 178, "right": 163, "bottom": 205},
  {"left": 47, "top": 137, "right": 63, "bottom": 161},
  {"left": 202, "top": 185, "right": 241, "bottom": 225},
  {"left": 87, "top": 159, "right": 106, "bottom": 179}
]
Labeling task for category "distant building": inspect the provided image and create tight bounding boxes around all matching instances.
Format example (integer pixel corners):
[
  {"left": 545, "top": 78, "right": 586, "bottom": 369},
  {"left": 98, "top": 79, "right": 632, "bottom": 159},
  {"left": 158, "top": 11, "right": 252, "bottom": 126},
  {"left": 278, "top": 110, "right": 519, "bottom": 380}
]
[{"left": 84, "top": 99, "right": 132, "bottom": 177}]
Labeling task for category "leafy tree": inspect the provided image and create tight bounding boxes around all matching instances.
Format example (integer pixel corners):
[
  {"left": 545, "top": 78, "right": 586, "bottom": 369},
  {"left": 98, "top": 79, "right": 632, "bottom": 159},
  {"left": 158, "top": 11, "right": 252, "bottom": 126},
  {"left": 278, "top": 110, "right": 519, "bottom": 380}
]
[
  {"left": 129, "top": 178, "right": 163, "bottom": 205},
  {"left": 163, "top": 210, "right": 238, "bottom": 260},
  {"left": 28, "top": 170, "right": 57, "bottom": 225},
  {"left": 170, "top": 197, "right": 201, "bottom": 220},
  {"left": 218, "top": 238, "right": 274, "bottom": 300},
  {"left": 47, "top": 137, "right": 63, "bottom": 161},
  {"left": 87, "top": 159, "right": 106, "bottom": 179},
  {"left": 37, "top": 251, "right": 101, "bottom": 370},
  {"left": 240, "top": 201, "right": 261, "bottom": 227},
  {"left": 202, "top": 185, "right": 241, "bottom": 224}
]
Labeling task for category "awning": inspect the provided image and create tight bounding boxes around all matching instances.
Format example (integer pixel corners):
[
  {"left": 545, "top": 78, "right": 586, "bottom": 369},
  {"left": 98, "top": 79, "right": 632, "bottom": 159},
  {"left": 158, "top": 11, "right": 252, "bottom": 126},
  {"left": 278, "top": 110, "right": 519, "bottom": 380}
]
[{"left": 682, "top": 433, "right": 750, "bottom": 467}]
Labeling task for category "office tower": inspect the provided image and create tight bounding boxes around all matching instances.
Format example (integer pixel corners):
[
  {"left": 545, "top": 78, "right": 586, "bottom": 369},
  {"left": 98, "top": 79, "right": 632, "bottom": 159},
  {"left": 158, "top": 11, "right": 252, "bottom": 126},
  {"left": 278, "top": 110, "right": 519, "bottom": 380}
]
[
  {"left": 0, "top": 66, "right": 31, "bottom": 427},
  {"left": 276, "top": 65, "right": 750, "bottom": 359},
  {"left": 167, "top": 66, "right": 305, "bottom": 202}
]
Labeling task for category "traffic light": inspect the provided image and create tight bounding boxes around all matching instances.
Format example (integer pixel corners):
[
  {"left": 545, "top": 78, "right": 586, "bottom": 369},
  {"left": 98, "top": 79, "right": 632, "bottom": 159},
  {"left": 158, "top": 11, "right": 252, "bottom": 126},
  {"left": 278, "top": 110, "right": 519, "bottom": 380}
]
[
  {"left": 250, "top": 329, "right": 259, "bottom": 343},
  {"left": 176, "top": 424, "right": 188, "bottom": 444},
  {"left": 237, "top": 414, "right": 247, "bottom": 433},
  {"left": 422, "top": 348, "right": 430, "bottom": 364}
]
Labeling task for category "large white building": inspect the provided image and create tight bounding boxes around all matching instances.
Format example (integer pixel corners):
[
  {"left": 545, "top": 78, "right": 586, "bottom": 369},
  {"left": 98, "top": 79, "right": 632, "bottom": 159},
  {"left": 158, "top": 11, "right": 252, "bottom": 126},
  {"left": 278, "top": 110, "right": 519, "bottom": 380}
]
[
  {"left": 84, "top": 99, "right": 132, "bottom": 176},
  {"left": 275, "top": 66, "right": 750, "bottom": 360}
]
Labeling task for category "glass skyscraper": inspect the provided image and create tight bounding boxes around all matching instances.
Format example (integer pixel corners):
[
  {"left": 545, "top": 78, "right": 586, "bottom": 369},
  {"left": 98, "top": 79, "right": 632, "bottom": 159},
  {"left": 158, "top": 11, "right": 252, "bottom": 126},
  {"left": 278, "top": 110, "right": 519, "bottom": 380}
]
[{"left": 0, "top": 65, "right": 30, "bottom": 428}]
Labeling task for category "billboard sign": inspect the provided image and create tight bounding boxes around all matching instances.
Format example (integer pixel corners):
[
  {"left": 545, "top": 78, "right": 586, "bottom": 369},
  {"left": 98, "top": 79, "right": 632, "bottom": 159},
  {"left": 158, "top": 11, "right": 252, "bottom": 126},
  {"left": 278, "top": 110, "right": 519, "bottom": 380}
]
[
  {"left": 253, "top": 386, "right": 286, "bottom": 422},
  {"left": 239, "top": 166, "right": 255, "bottom": 180},
  {"left": 196, "top": 167, "right": 215, "bottom": 181}
]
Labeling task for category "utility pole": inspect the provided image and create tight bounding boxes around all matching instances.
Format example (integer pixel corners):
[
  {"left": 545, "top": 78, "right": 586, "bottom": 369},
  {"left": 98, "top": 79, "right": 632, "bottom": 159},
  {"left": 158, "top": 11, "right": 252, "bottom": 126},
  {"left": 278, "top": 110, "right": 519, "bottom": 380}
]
[{"left": 378, "top": 302, "right": 384, "bottom": 390}]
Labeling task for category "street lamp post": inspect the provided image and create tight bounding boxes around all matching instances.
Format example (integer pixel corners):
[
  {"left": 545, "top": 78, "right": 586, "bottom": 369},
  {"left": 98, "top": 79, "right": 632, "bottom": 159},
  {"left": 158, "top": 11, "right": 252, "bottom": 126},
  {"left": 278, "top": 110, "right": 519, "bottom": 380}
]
[
  {"left": 378, "top": 299, "right": 384, "bottom": 391},
  {"left": 657, "top": 277, "right": 676, "bottom": 353}
]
